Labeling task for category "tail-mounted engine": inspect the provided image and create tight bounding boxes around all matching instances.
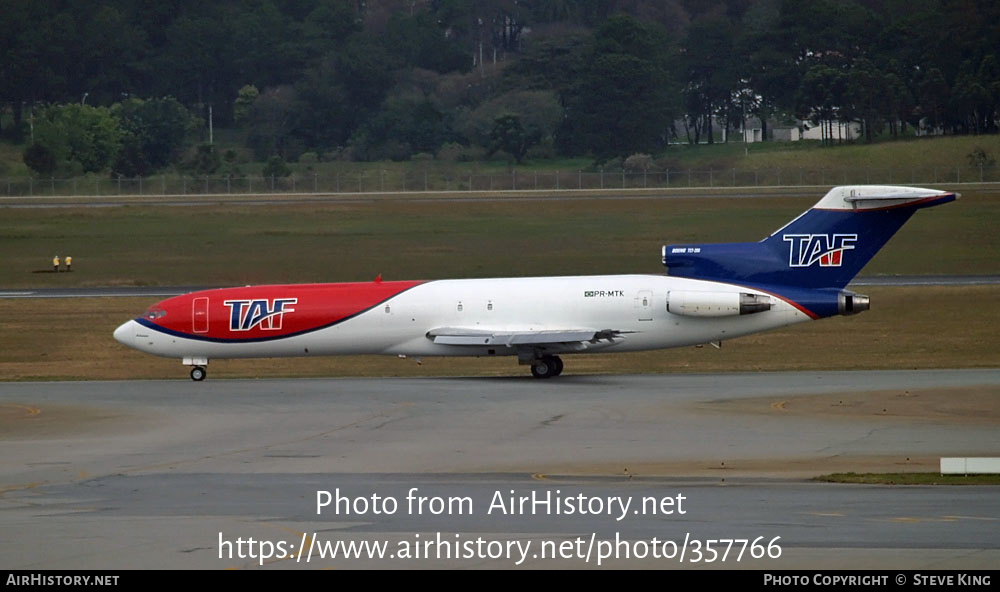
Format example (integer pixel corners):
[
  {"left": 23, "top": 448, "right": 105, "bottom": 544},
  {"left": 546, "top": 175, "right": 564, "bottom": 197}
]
[
  {"left": 667, "top": 291, "right": 772, "bottom": 318},
  {"left": 838, "top": 290, "right": 870, "bottom": 316}
]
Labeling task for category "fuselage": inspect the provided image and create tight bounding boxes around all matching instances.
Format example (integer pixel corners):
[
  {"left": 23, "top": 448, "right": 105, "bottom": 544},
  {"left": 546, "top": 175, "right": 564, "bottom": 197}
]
[{"left": 113, "top": 274, "right": 810, "bottom": 360}]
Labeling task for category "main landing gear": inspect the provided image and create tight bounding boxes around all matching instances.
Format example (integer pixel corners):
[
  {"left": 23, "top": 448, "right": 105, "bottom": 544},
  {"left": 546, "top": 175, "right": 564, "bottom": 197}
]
[
  {"left": 190, "top": 366, "right": 207, "bottom": 381},
  {"left": 530, "top": 355, "right": 564, "bottom": 379}
]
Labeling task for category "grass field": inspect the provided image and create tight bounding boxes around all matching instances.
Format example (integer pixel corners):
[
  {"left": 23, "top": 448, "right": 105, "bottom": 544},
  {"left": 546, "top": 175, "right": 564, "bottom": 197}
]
[
  {"left": 0, "top": 285, "right": 998, "bottom": 380},
  {"left": 2, "top": 191, "right": 998, "bottom": 289},
  {"left": 817, "top": 473, "right": 1000, "bottom": 485}
]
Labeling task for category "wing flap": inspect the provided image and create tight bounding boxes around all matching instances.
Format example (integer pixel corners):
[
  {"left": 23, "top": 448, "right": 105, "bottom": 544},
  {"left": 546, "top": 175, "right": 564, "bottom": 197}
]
[{"left": 427, "top": 328, "right": 625, "bottom": 348}]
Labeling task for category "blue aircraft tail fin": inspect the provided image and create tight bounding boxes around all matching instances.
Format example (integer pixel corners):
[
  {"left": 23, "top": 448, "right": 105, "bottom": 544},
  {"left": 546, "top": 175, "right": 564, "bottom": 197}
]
[{"left": 662, "top": 185, "right": 957, "bottom": 291}]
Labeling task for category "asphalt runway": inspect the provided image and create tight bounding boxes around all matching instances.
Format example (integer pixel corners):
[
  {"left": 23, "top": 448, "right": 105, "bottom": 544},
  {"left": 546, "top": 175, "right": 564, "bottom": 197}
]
[{"left": 1, "top": 370, "right": 998, "bottom": 569}]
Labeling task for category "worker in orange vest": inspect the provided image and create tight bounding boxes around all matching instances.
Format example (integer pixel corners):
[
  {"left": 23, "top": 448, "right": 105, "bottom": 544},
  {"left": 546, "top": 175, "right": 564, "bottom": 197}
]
[{"left": 53, "top": 255, "right": 60, "bottom": 272}]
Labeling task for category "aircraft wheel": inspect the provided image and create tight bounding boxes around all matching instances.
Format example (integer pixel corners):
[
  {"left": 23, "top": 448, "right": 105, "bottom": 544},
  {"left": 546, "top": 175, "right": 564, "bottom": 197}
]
[
  {"left": 190, "top": 366, "right": 207, "bottom": 381},
  {"left": 531, "top": 356, "right": 558, "bottom": 379},
  {"left": 551, "top": 356, "right": 564, "bottom": 376}
]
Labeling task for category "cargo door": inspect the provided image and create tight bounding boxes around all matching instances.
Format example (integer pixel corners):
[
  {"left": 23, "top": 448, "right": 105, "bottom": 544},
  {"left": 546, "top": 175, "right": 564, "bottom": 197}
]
[{"left": 192, "top": 297, "right": 209, "bottom": 333}]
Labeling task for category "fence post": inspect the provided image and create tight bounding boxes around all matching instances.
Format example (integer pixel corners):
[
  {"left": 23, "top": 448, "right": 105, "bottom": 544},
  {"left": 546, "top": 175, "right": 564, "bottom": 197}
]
[
  {"left": 248, "top": 176, "right": 252, "bottom": 193},
  {"left": 644, "top": 168, "right": 647, "bottom": 188},
  {"left": 621, "top": 169, "right": 625, "bottom": 188},
  {"left": 162, "top": 175, "right": 166, "bottom": 195},
  {"left": 688, "top": 169, "right": 691, "bottom": 186},
  {"left": 556, "top": 171, "right": 559, "bottom": 190},
  {"left": 227, "top": 175, "right": 231, "bottom": 194},
  {"left": 981, "top": 163, "right": 984, "bottom": 182},
  {"left": 315, "top": 173, "right": 319, "bottom": 192},
  {"left": 29, "top": 177, "right": 32, "bottom": 196},
  {"left": 468, "top": 174, "right": 472, "bottom": 190},
  {"left": 291, "top": 175, "right": 296, "bottom": 192},
  {"left": 577, "top": 170, "right": 581, "bottom": 189},
  {"left": 182, "top": 177, "right": 186, "bottom": 195},
  {"left": 665, "top": 169, "right": 670, "bottom": 187},
  {"left": 600, "top": 169, "right": 604, "bottom": 189},
  {"left": 512, "top": 170, "right": 516, "bottom": 190},
  {"left": 424, "top": 171, "right": 427, "bottom": 191},
  {"left": 204, "top": 177, "right": 208, "bottom": 194},
  {"left": 139, "top": 176, "right": 142, "bottom": 195},
  {"left": 709, "top": 168, "right": 713, "bottom": 187},
  {"left": 51, "top": 176, "right": 55, "bottom": 195},
  {"left": 117, "top": 175, "right": 122, "bottom": 193}
]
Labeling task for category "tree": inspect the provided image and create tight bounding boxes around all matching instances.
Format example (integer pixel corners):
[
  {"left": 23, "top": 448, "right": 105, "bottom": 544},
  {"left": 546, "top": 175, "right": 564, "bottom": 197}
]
[
  {"left": 456, "top": 90, "right": 562, "bottom": 150},
  {"left": 33, "top": 103, "right": 123, "bottom": 173},
  {"left": 682, "top": 15, "right": 739, "bottom": 144},
  {"left": 843, "top": 59, "right": 890, "bottom": 143},
  {"left": 187, "top": 144, "right": 220, "bottom": 175},
  {"left": 557, "top": 15, "right": 678, "bottom": 159},
  {"left": 23, "top": 143, "right": 57, "bottom": 176},
  {"left": 245, "top": 86, "right": 301, "bottom": 160},
  {"left": 233, "top": 85, "right": 260, "bottom": 126},
  {"left": 112, "top": 97, "right": 195, "bottom": 175},
  {"left": 795, "top": 66, "right": 846, "bottom": 145},
  {"left": 918, "top": 68, "right": 949, "bottom": 133},
  {"left": 488, "top": 113, "right": 537, "bottom": 164},
  {"left": 262, "top": 155, "right": 291, "bottom": 178}
]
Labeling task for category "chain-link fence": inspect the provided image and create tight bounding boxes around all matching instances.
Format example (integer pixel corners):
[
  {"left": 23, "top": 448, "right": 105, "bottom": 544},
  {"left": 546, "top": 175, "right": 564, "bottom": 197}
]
[{"left": 2, "top": 165, "right": 998, "bottom": 197}]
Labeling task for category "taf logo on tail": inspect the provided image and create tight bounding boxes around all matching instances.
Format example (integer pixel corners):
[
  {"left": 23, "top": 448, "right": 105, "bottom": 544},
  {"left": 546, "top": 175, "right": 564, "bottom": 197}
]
[
  {"left": 224, "top": 298, "right": 298, "bottom": 331},
  {"left": 784, "top": 234, "right": 857, "bottom": 267}
]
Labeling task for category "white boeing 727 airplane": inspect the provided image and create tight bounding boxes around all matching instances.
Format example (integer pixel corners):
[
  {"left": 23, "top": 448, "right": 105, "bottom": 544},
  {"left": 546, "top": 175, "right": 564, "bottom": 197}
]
[{"left": 113, "top": 185, "right": 956, "bottom": 380}]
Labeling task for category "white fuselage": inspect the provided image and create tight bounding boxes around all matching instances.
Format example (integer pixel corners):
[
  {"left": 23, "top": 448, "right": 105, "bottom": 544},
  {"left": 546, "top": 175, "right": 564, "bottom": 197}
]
[{"left": 116, "top": 274, "right": 810, "bottom": 361}]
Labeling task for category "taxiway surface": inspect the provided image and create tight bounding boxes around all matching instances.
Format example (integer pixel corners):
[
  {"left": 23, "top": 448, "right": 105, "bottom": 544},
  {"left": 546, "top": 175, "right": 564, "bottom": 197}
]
[{"left": 1, "top": 371, "right": 998, "bottom": 569}]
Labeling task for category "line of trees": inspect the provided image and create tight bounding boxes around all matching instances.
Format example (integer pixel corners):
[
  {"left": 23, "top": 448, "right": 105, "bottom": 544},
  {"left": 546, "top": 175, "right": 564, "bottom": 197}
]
[{"left": 3, "top": 0, "right": 1000, "bottom": 175}]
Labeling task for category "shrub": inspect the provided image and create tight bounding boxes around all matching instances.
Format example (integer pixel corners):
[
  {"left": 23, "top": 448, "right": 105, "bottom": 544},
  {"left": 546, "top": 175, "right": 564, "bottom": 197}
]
[{"left": 624, "top": 153, "right": 653, "bottom": 171}]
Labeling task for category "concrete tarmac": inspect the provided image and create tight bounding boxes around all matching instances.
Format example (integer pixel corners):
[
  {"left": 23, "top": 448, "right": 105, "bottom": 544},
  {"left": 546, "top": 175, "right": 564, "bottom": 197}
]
[{"left": 1, "top": 370, "right": 998, "bottom": 569}]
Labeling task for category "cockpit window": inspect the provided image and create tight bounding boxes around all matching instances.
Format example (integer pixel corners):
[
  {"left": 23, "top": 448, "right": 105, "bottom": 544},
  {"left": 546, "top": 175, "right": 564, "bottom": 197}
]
[{"left": 145, "top": 308, "right": 167, "bottom": 320}]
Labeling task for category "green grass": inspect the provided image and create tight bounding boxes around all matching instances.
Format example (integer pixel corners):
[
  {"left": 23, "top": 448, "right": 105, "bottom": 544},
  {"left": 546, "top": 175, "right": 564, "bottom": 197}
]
[
  {"left": 816, "top": 473, "right": 1000, "bottom": 485},
  {"left": 1, "top": 191, "right": 997, "bottom": 289}
]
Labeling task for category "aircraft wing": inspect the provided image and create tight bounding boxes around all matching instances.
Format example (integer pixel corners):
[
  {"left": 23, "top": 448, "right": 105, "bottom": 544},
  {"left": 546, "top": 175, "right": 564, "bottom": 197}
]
[{"left": 426, "top": 327, "right": 627, "bottom": 349}]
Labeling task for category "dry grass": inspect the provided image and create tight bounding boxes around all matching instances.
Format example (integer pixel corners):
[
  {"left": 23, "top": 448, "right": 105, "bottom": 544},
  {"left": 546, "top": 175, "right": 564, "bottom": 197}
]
[{"left": 1, "top": 286, "right": 996, "bottom": 381}]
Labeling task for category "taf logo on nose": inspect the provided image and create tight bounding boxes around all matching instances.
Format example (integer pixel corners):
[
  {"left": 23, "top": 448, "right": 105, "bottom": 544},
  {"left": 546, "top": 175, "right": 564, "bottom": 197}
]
[
  {"left": 224, "top": 298, "right": 298, "bottom": 331},
  {"left": 784, "top": 234, "right": 857, "bottom": 267}
]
